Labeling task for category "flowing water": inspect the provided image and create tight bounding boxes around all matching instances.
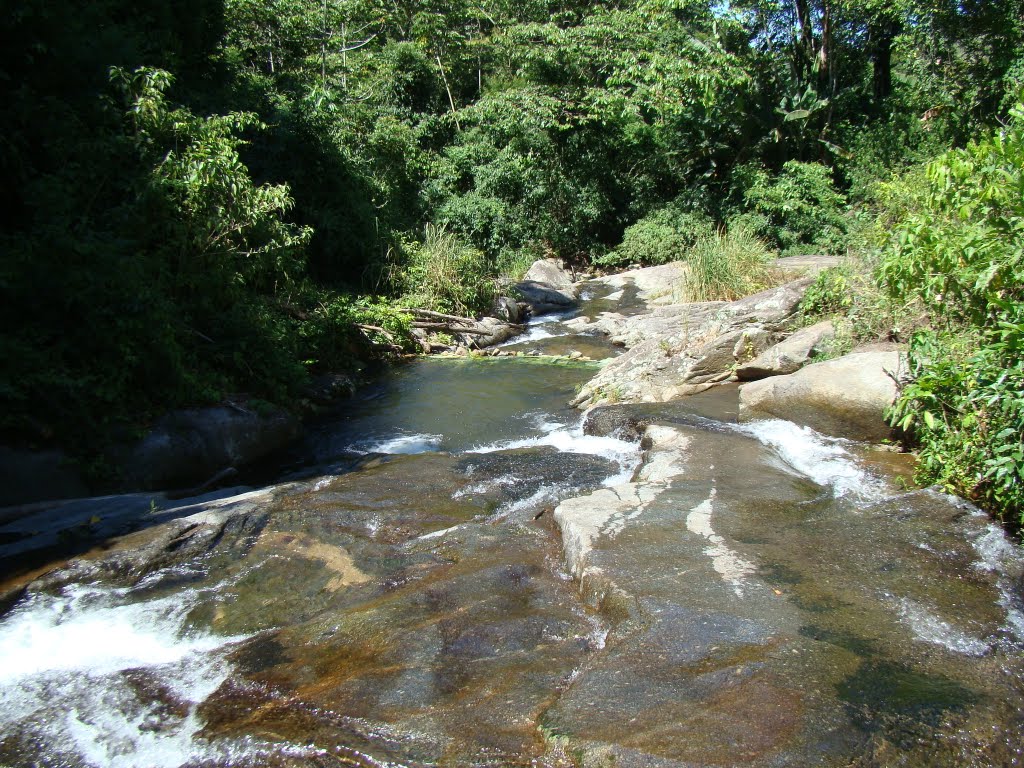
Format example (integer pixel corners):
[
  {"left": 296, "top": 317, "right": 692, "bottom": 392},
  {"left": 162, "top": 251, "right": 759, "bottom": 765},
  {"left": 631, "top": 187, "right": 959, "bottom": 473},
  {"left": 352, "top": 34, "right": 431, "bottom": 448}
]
[{"left": 1, "top": 284, "right": 1023, "bottom": 767}]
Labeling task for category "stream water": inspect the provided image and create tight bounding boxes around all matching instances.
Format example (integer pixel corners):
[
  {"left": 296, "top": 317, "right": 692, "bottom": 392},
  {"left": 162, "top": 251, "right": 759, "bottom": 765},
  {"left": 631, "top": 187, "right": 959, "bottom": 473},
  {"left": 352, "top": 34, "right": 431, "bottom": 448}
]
[{"left": 1, "top": 285, "right": 1023, "bottom": 767}]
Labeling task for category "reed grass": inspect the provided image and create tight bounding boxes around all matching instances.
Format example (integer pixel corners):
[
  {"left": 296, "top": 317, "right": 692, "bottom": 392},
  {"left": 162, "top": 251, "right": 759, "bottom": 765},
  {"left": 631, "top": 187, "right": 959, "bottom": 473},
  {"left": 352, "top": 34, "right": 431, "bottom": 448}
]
[{"left": 682, "top": 222, "right": 782, "bottom": 302}]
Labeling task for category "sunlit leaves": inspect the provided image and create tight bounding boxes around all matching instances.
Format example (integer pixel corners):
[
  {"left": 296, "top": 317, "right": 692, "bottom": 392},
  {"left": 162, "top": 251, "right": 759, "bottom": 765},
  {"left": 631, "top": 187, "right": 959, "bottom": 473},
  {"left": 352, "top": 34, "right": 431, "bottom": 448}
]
[
  {"left": 882, "top": 103, "right": 1024, "bottom": 523},
  {"left": 113, "top": 66, "right": 312, "bottom": 296}
]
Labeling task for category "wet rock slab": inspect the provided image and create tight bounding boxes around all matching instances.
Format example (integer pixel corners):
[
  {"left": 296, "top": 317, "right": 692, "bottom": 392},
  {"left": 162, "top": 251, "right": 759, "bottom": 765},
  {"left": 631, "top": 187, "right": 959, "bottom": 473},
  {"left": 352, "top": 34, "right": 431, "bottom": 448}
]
[
  {"left": 0, "top": 446, "right": 623, "bottom": 767},
  {"left": 550, "top": 420, "right": 1024, "bottom": 766}
]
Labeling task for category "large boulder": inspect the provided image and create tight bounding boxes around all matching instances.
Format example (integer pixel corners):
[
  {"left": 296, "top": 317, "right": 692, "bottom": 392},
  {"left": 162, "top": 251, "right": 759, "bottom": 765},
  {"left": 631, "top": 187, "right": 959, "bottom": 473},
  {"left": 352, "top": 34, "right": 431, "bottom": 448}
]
[
  {"left": 572, "top": 279, "right": 811, "bottom": 408},
  {"left": 514, "top": 258, "right": 578, "bottom": 315},
  {"left": 493, "top": 295, "right": 524, "bottom": 324},
  {"left": 738, "top": 350, "right": 904, "bottom": 442},
  {"left": 466, "top": 315, "right": 522, "bottom": 347},
  {"left": 588, "top": 262, "right": 689, "bottom": 309},
  {"left": 735, "top": 320, "right": 836, "bottom": 380},
  {"left": 0, "top": 447, "right": 88, "bottom": 507},
  {"left": 686, "top": 327, "right": 776, "bottom": 385},
  {"left": 121, "top": 406, "right": 301, "bottom": 491}
]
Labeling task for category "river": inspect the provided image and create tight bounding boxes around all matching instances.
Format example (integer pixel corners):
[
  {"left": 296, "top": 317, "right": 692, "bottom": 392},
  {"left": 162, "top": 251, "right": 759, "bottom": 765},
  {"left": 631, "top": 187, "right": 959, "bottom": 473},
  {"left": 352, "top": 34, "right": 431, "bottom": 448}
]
[{"left": 1, "top": 283, "right": 1022, "bottom": 766}]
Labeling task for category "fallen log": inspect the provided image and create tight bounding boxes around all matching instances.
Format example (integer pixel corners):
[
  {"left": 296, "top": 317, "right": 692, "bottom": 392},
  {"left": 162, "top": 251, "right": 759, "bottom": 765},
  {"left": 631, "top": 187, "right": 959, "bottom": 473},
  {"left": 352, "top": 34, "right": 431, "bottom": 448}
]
[
  {"left": 411, "top": 321, "right": 494, "bottom": 336},
  {"left": 402, "top": 308, "right": 473, "bottom": 323}
]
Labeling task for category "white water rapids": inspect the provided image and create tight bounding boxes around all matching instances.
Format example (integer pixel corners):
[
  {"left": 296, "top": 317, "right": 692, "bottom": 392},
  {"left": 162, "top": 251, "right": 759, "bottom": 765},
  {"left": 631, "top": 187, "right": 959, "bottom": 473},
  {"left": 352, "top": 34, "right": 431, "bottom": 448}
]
[{"left": 0, "top": 573, "right": 324, "bottom": 767}]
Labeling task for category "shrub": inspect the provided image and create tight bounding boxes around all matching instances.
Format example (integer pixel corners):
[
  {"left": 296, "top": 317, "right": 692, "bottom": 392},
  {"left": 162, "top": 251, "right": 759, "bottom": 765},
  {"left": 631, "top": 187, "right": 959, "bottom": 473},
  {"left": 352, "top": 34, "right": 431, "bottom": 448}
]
[
  {"left": 398, "top": 224, "right": 498, "bottom": 315},
  {"left": 734, "top": 161, "right": 848, "bottom": 255},
  {"left": 683, "top": 221, "right": 780, "bottom": 302},
  {"left": 878, "top": 106, "right": 1024, "bottom": 327},
  {"left": 833, "top": 116, "right": 946, "bottom": 205},
  {"left": 880, "top": 102, "right": 1024, "bottom": 525},
  {"left": 799, "top": 256, "right": 921, "bottom": 350},
  {"left": 888, "top": 325, "right": 1024, "bottom": 525},
  {"left": 299, "top": 292, "right": 415, "bottom": 365},
  {"left": 594, "top": 203, "right": 714, "bottom": 269}
]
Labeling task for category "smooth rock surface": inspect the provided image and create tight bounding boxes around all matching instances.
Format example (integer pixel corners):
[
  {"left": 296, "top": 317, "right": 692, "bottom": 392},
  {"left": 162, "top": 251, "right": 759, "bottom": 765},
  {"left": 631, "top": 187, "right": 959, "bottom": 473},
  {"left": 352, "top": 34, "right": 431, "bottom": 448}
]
[
  {"left": 739, "top": 350, "right": 904, "bottom": 441},
  {"left": 736, "top": 319, "right": 836, "bottom": 380},
  {"left": 548, "top": 408, "right": 1024, "bottom": 767},
  {"left": 515, "top": 258, "right": 579, "bottom": 315},
  {"left": 120, "top": 406, "right": 301, "bottom": 491},
  {"left": 3, "top": 342, "right": 1024, "bottom": 768}
]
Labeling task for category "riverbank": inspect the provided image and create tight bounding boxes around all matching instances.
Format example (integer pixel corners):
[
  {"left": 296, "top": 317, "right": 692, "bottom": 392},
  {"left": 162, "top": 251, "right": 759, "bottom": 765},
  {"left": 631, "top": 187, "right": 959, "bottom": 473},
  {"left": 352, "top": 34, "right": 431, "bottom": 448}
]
[{"left": 1, "top": 319, "right": 1022, "bottom": 765}]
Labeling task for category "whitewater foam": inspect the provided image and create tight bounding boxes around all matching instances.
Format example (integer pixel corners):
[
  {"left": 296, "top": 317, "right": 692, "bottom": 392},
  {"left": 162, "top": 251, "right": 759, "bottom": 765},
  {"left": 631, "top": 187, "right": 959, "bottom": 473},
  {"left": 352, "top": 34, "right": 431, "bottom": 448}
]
[
  {"left": 970, "top": 520, "right": 1024, "bottom": 642},
  {"left": 739, "top": 419, "right": 887, "bottom": 500},
  {"left": 0, "top": 579, "right": 258, "bottom": 768},
  {"left": 896, "top": 597, "right": 990, "bottom": 656},
  {"left": 359, "top": 432, "right": 444, "bottom": 455}
]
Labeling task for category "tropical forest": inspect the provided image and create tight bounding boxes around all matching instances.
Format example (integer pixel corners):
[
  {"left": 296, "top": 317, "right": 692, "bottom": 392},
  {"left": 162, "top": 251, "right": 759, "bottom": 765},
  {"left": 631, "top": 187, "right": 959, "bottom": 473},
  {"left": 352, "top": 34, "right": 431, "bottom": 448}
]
[{"left": 2, "top": 1, "right": 1024, "bottom": 764}]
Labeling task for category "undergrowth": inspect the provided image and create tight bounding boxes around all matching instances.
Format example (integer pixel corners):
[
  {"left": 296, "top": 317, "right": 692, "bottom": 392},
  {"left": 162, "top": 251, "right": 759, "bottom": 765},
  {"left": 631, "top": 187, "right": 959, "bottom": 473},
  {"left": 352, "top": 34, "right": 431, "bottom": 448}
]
[
  {"left": 683, "top": 222, "right": 781, "bottom": 302},
  {"left": 876, "top": 103, "right": 1024, "bottom": 526}
]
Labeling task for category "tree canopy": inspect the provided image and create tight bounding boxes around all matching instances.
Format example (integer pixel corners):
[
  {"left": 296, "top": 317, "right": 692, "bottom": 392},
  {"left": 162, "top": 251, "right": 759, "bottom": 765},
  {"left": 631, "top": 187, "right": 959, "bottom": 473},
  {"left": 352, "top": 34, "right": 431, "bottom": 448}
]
[{"left": 2, "top": 0, "right": 1022, "bottom": 490}]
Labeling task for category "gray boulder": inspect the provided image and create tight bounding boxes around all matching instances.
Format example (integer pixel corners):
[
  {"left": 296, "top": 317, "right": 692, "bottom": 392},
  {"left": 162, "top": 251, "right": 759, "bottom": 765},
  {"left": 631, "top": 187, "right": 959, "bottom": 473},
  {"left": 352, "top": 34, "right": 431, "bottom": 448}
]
[
  {"left": 466, "top": 316, "right": 522, "bottom": 347},
  {"left": 735, "top": 320, "right": 836, "bottom": 380},
  {"left": 493, "top": 295, "right": 524, "bottom": 324},
  {"left": 738, "top": 350, "right": 904, "bottom": 442},
  {"left": 587, "top": 262, "right": 689, "bottom": 309},
  {"left": 687, "top": 327, "right": 776, "bottom": 385},
  {"left": 122, "top": 406, "right": 301, "bottom": 491},
  {"left": 0, "top": 447, "right": 88, "bottom": 507},
  {"left": 514, "top": 258, "right": 579, "bottom": 315},
  {"left": 572, "top": 279, "right": 811, "bottom": 408}
]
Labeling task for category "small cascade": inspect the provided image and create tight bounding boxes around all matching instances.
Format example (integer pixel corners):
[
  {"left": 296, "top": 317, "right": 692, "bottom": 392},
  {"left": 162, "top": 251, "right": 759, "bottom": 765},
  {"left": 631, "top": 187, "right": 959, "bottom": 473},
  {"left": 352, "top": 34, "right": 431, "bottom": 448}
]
[
  {"left": 2, "top": 284, "right": 1023, "bottom": 767},
  {"left": 739, "top": 418, "right": 890, "bottom": 501},
  {"left": 0, "top": 576, "right": 320, "bottom": 767}
]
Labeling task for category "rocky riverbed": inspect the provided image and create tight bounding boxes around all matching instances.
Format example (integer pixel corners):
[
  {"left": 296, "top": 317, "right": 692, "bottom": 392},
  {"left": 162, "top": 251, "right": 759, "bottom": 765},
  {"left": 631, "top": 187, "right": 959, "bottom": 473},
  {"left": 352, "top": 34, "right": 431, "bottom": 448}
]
[{"left": 1, "top": 259, "right": 1022, "bottom": 767}]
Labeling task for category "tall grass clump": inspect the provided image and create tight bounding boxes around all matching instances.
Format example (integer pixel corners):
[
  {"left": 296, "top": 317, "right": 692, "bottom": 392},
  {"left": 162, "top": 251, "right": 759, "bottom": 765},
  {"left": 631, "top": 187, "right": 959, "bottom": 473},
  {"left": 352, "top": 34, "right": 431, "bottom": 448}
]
[
  {"left": 683, "top": 223, "right": 780, "bottom": 302},
  {"left": 399, "top": 224, "right": 498, "bottom": 315}
]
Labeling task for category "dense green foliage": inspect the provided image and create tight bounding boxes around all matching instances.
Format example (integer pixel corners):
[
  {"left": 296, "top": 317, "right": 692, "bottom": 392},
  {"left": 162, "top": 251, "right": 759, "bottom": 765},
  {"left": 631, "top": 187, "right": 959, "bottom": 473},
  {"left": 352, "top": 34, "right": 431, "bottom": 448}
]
[
  {"left": 731, "top": 161, "right": 847, "bottom": 255},
  {"left": 880, "top": 107, "right": 1024, "bottom": 524},
  {"left": 3, "top": 0, "right": 1024, "bottom": 515},
  {"left": 595, "top": 201, "right": 714, "bottom": 269}
]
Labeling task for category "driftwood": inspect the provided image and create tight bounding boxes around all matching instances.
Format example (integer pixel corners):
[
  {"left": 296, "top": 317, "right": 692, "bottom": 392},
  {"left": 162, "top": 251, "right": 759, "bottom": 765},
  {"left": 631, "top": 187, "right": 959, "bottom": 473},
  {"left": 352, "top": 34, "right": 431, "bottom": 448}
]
[
  {"left": 401, "top": 307, "right": 524, "bottom": 348},
  {"left": 356, "top": 323, "right": 404, "bottom": 353},
  {"left": 166, "top": 466, "right": 239, "bottom": 501},
  {"left": 411, "top": 322, "right": 494, "bottom": 336},
  {"left": 356, "top": 323, "right": 397, "bottom": 341}
]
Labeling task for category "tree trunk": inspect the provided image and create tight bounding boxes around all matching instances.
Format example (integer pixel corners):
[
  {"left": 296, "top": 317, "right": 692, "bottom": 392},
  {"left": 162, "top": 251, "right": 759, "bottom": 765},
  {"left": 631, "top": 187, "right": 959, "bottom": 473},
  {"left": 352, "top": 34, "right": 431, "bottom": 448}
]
[
  {"left": 818, "top": 0, "right": 835, "bottom": 100},
  {"left": 870, "top": 18, "right": 899, "bottom": 102},
  {"left": 793, "top": 0, "right": 815, "bottom": 85}
]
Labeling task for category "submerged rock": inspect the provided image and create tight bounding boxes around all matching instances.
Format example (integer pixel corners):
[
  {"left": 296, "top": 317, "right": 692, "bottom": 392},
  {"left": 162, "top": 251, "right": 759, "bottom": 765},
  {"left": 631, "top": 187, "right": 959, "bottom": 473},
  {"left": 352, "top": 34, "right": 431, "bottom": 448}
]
[
  {"left": 738, "top": 350, "right": 904, "bottom": 442},
  {"left": 548, "top": 413, "right": 1024, "bottom": 767}
]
